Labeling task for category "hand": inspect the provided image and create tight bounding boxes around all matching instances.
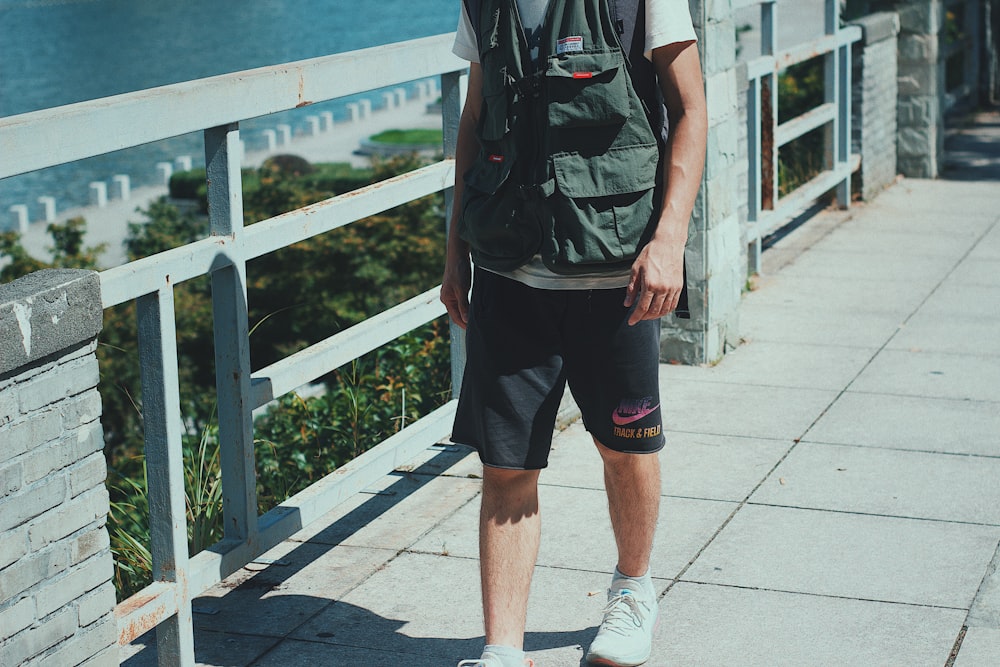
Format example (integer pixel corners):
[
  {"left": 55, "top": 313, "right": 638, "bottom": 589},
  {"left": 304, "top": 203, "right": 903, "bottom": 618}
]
[
  {"left": 624, "top": 237, "right": 684, "bottom": 326},
  {"left": 440, "top": 250, "right": 473, "bottom": 329}
]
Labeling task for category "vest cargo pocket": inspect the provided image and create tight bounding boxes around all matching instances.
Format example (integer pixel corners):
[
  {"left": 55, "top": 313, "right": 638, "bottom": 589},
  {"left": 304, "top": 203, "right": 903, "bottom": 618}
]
[
  {"left": 545, "top": 50, "right": 632, "bottom": 128},
  {"left": 460, "top": 139, "right": 542, "bottom": 271},
  {"left": 547, "top": 143, "right": 660, "bottom": 269}
]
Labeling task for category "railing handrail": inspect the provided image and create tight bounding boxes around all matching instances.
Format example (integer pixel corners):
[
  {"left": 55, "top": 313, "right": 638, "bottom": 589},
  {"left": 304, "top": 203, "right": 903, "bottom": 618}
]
[{"left": 0, "top": 33, "right": 465, "bottom": 180}]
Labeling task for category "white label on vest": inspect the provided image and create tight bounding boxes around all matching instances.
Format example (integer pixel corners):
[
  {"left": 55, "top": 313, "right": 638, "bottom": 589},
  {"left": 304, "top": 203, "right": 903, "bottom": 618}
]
[{"left": 556, "top": 36, "right": 584, "bottom": 54}]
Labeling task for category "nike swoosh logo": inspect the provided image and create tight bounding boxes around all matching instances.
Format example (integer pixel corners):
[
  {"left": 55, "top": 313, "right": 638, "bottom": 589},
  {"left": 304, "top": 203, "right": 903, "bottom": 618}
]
[{"left": 612, "top": 403, "right": 660, "bottom": 426}]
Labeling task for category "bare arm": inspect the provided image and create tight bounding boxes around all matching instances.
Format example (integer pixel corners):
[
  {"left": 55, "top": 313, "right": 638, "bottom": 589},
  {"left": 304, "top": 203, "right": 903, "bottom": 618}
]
[
  {"left": 440, "top": 63, "right": 484, "bottom": 329},
  {"left": 625, "top": 40, "right": 708, "bottom": 325}
]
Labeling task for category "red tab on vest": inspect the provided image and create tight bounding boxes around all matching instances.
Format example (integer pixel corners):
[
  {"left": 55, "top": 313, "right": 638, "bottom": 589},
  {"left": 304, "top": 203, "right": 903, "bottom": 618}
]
[
  {"left": 572, "top": 72, "right": 594, "bottom": 79},
  {"left": 488, "top": 154, "right": 505, "bottom": 163}
]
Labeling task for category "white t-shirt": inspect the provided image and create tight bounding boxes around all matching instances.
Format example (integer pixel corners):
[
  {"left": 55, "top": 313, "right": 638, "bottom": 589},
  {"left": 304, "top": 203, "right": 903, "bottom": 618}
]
[
  {"left": 454, "top": 0, "right": 697, "bottom": 64},
  {"left": 453, "top": 0, "right": 697, "bottom": 290}
]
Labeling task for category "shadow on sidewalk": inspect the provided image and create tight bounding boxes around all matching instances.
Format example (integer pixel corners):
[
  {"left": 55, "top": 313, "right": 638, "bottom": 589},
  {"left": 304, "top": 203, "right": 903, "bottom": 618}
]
[
  {"left": 121, "top": 447, "right": 599, "bottom": 666},
  {"left": 942, "top": 104, "right": 1000, "bottom": 182}
]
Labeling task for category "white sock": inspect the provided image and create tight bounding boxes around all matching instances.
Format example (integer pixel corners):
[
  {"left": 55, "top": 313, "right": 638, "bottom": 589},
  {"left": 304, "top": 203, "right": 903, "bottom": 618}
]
[
  {"left": 612, "top": 566, "right": 655, "bottom": 598},
  {"left": 483, "top": 644, "right": 526, "bottom": 666}
]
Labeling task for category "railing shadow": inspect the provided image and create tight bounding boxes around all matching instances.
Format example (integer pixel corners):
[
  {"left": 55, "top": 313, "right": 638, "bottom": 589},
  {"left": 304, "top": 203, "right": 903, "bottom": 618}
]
[{"left": 121, "top": 447, "right": 600, "bottom": 666}]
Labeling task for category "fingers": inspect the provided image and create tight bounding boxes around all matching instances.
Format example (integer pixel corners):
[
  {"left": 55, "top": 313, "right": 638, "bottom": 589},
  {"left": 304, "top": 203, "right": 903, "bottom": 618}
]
[
  {"left": 441, "top": 287, "right": 469, "bottom": 330},
  {"left": 624, "top": 273, "right": 639, "bottom": 307},
  {"left": 627, "top": 285, "right": 680, "bottom": 326}
]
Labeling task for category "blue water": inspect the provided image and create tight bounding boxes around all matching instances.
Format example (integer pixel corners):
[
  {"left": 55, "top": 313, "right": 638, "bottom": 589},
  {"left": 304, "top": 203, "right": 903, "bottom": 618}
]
[{"left": 0, "top": 0, "right": 460, "bottom": 228}]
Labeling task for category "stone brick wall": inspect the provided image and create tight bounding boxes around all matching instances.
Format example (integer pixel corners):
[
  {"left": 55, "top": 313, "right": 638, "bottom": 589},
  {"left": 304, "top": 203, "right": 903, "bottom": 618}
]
[
  {"left": 852, "top": 12, "right": 901, "bottom": 200},
  {"left": 661, "top": 0, "right": 745, "bottom": 365},
  {"left": 0, "top": 270, "right": 117, "bottom": 666}
]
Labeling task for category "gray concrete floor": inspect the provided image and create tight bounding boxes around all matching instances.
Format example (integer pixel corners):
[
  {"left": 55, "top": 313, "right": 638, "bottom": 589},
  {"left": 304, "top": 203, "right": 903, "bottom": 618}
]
[{"left": 121, "top": 107, "right": 1000, "bottom": 666}]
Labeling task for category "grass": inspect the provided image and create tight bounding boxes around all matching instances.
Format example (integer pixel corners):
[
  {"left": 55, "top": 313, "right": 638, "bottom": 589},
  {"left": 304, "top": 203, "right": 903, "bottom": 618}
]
[{"left": 368, "top": 128, "right": 443, "bottom": 145}]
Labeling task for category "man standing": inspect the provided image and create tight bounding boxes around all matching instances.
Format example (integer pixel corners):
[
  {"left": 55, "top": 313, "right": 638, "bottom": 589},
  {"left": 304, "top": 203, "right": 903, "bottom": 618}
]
[{"left": 442, "top": 1, "right": 707, "bottom": 665}]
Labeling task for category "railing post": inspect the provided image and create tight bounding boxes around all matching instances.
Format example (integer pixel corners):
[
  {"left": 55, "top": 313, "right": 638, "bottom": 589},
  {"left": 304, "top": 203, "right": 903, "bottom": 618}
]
[
  {"left": 895, "top": 0, "right": 945, "bottom": 177},
  {"left": 136, "top": 286, "right": 195, "bottom": 666},
  {"left": 746, "top": 75, "right": 763, "bottom": 274},
  {"left": 762, "top": 1, "right": 778, "bottom": 214},
  {"left": 204, "top": 124, "right": 258, "bottom": 548},
  {"left": 441, "top": 69, "right": 467, "bottom": 396},
  {"left": 824, "top": 0, "right": 851, "bottom": 207}
]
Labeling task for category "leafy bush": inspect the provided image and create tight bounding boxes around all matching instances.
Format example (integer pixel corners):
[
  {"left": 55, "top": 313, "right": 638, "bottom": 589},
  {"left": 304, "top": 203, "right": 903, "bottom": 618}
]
[
  {"left": 168, "top": 168, "right": 207, "bottom": 200},
  {"left": 777, "top": 57, "right": 827, "bottom": 195}
]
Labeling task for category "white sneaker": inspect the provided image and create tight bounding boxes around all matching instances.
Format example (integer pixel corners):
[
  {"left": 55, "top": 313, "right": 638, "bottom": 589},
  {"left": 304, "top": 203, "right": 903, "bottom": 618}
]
[{"left": 585, "top": 587, "right": 658, "bottom": 666}]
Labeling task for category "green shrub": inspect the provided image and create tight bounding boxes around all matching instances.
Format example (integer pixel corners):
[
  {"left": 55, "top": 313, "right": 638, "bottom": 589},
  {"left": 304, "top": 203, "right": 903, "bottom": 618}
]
[{"left": 168, "top": 168, "right": 207, "bottom": 200}]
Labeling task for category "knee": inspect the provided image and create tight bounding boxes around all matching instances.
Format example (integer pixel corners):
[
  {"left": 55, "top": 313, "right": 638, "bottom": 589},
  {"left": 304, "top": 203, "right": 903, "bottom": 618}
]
[
  {"left": 481, "top": 467, "right": 540, "bottom": 520},
  {"left": 595, "top": 439, "right": 659, "bottom": 475}
]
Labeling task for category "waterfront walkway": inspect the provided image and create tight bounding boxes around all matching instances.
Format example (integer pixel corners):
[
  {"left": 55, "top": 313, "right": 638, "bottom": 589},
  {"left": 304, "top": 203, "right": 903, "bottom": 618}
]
[{"left": 120, "top": 108, "right": 1000, "bottom": 666}]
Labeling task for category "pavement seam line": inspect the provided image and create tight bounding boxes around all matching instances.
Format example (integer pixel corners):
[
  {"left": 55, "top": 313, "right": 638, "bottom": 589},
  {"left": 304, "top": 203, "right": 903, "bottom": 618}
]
[
  {"left": 740, "top": 500, "right": 1000, "bottom": 529},
  {"left": 671, "top": 579, "right": 972, "bottom": 611}
]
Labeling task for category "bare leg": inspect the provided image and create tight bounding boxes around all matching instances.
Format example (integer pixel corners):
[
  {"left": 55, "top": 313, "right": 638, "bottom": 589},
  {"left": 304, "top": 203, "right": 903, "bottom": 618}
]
[
  {"left": 596, "top": 440, "right": 660, "bottom": 577},
  {"left": 480, "top": 466, "right": 542, "bottom": 649}
]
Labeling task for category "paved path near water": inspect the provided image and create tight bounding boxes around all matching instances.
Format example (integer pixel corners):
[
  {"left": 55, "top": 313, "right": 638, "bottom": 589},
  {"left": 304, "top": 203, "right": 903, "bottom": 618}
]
[{"left": 121, "top": 107, "right": 1000, "bottom": 666}]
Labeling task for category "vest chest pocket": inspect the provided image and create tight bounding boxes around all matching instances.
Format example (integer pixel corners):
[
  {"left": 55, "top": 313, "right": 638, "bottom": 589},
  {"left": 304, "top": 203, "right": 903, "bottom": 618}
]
[
  {"left": 546, "top": 143, "right": 660, "bottom": 269},
  {"left": 545, "top": 51, "right": 632, "bottom": 128}
]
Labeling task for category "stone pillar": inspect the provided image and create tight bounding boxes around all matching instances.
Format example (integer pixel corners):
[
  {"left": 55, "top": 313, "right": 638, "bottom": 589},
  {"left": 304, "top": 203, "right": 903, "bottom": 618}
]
[
  {"left": 852, "top": 12, "right": 902, "bottom": 199},
  {"left": 894, "top": 0, "right": 945, "bottom": 177},
  {"left": 661, "top": 0, "right": 744, "bottom": 364},
  {"left": 0, "top": 269, "right": 117, "bottom": 667}
]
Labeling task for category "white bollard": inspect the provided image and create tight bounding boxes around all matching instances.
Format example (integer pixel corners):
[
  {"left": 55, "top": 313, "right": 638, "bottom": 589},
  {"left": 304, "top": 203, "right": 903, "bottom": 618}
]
[
  {"left": 382, "top": 92, "right": 396, "bottom": 110},
  {"left": 394, "top": 88, "right": 407, "bottom": 106},
  {"left": 346, "top": 103, "right": 361, "bottom": 123},
  {"left": 10, "top": 205, "right": 29, "bottom": 234},
  {"left": 262, "top": 129, "right": 277, "bottom": 151},
  {"left": 239, "top": 139, "right": 247, "bottom": 161},
  {"left": 426, "top": 78, "right": 438, "bottom": 98},
  {"left": 360, "top": 99, "right": 372, "bottom": 118},
  {"left": 277, "top": 124, "right": 292, "bottom": 146},
  {"left": 320, "top": 111, "right": 334, "bottom": 131},
  {"left": 175, "top": 155, "right": 193, "bottom": 172},
  {"left": 156, "top": 162, "right": 173, "bottom": 185},
  {"left": 112, "top": 174, "right": 131, "bottom": 201},
  {"left": 306, "top": 116, "right": 321, "bottom": 136},
  {"left": 418, "top": 81, "right": 431, "bottom": 99},
  {"left": 89, "top": 182, "right": 108, "bottom": 208},
  {"left": 37, "top": 196, "right": 56, "bottom": 223}
]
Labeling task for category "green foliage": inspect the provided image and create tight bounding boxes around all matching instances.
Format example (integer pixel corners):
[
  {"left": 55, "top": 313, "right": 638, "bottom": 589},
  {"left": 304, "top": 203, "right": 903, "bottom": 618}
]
[
  {"left": 777, "top": 58, "right": 827, "bottom": 195},
  {"left": 254, "top": 319, "right": 451, "bottom": 511},
  {"left": 168, "top": 168, "right": 207, "bottom": 200},
  {"left": 0, "top": 217, "right": 104, "bottom": 283},
  {"left": 106, "top": 419, "right": 225, "bottom": 599},
  {"left": 369, "top": 128, "right": 443, "bottom": 145}
]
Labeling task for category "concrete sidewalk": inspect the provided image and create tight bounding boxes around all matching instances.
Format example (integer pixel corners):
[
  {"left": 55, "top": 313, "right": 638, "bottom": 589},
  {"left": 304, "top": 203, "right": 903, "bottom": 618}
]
[{"left": 123, "top": 108, "right": 1000, "bottom": 666}]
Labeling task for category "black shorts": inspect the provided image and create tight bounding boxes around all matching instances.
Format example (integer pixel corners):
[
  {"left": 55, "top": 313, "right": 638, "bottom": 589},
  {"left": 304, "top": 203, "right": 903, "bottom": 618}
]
[{"left": 452, "top": 268, "right": 665, "bottom": 470}]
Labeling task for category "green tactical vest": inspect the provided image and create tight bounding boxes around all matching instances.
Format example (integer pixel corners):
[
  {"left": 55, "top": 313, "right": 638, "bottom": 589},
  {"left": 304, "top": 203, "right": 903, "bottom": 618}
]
[{"left": 460, "top": 0, "right": 664, "bottom": 275}]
